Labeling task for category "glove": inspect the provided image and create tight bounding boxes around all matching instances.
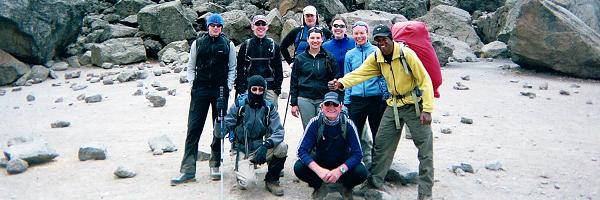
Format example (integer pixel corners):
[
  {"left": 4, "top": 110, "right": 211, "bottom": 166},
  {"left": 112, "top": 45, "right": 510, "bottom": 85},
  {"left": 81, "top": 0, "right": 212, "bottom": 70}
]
[
  {"left": 213, "top": 120, "right": 226, "bottom": 139},
  {"left": 251, "top": 140, "right": 273, "bottom": 165},
  {"left": 274, "top": 89, "right": 281, "bottom": 96},
  {"left": 216, "top": 96, "right": 226, "bottom": 116}
]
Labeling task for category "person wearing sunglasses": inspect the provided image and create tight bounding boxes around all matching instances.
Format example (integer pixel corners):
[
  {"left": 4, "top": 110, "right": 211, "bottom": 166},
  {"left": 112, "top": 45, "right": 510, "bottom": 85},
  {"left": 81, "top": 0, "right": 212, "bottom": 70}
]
[
  {"left": 290, "top": 26, "right": 341, "bottom": 129},
  {"left": 342, "top": 21, "right": 388, "bottom": 168},
  {"left": 328, "top": 24, "right": 434, "bottom": 200},
  {"left": 323, "top": 17, "right": 355, "bottom": 77},
  {"left": 294, "top": 92, "right": 367, "bottom": 199},
  {"left": 235, "top": 15, "right": 283, "bottom": 110},
  {"left": 173, "top": 13, "right": 237, "bottom": 185},
  {"left": 279, "top": 5, "right": 333, "bottom": 66},
  {"left": 213, "top": 75, "right": 288, "bottom": 196}
]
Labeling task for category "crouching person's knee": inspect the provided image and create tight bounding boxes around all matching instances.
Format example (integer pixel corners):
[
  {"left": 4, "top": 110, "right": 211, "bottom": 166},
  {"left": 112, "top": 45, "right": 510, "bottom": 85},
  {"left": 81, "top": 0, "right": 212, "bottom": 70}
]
[{"left": 272, "top": 142, "right": 288, "bottom": 158}]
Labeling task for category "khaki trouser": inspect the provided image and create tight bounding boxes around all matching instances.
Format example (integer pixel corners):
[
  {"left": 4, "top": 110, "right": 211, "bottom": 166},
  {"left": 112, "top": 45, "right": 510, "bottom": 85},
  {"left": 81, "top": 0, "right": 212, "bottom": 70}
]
[{"left": 369, "top": 104, "right": 434, "bottom": 196}]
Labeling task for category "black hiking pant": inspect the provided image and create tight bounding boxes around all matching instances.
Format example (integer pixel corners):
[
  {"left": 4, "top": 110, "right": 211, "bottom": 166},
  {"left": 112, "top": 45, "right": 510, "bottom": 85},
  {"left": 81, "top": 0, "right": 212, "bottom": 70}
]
[
  {"left": 293, "top": 160, "right": 368, "bottom": 189},
  {"left": 348, "top": 95, "right": 386, "bottom": 149}
]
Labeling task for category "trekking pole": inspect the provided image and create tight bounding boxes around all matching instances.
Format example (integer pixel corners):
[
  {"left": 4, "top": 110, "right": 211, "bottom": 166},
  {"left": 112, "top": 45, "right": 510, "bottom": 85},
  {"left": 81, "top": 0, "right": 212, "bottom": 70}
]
[
  {"left": 282, "top": 94, "right": 291, "bottom": 127},
  {"left": 218, "top": 86, "right": 225, "bottom": 199}
]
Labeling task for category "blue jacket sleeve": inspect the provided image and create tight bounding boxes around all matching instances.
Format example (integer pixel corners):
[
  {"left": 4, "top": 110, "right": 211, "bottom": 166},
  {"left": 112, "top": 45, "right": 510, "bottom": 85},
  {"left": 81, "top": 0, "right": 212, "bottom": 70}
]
[
  {"left": 343, "top": 53, "right": 352, "bottom": 105},
  {"left": 344, "top": 119, "right": 363, "bottom": 170},
  {"left": 297, "top": 117, "right": 319, "bottom": 166}
]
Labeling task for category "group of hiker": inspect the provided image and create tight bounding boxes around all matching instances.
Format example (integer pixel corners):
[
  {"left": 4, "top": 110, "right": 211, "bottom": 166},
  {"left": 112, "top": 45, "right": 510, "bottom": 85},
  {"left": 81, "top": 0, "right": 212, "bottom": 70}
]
[{"left": 170, "top": 5, "right": 441, "bottom": 200}]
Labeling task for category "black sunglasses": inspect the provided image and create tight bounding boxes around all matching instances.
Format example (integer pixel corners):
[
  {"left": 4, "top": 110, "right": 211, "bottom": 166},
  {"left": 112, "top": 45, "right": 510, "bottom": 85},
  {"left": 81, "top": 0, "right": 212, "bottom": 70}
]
[
  {"left": 323, "top": 101, "right": 340, "bottom": 107},
  {"left": 308, "top": 26, "right": 324, "bottom": 34},
  {"left": 332, "top": 24, "right": 346, "bottom": 28},
  {"left": 254, "top": 21, "right": 267, "bottom": 26}
]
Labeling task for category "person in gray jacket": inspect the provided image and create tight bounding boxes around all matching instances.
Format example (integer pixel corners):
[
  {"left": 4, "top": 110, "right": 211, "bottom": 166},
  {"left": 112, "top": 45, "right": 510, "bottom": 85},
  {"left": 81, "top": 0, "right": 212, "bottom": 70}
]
[{"left": 215, "top": 75, "right": 288, "bottom": 196}]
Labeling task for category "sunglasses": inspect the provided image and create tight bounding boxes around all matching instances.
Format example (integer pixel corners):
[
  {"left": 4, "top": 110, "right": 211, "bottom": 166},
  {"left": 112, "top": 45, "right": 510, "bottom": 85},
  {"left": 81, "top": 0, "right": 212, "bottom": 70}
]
[
  {"left": 308, "top": 26, "right": 324, "bottom": 34},
  {"left": 352, "top": 21, "right": 369, "bottom": 29},
  {"left": 209, "top": 24, "right": 223, "bottom": 28},
  {"left": 254, "top": 21, "right": 267, "bottom": 26},
  {"left": 332, "top": 24, "right": 346, "bottom": 28},
  {"left": 251, "top": 86, "right": 265, "bottom": 92},
  {"left": 323, "top": 101, "right": 340, "bottom": 107}
]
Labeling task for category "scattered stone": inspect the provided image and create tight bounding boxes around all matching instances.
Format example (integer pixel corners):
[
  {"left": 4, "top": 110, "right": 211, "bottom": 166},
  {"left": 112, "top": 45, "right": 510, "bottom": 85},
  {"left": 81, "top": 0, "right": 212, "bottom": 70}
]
[
  {"left": 26, "top": 94, "right": 35, "bottom": 102},
  {"left": 554, "top": 184, "right": 560, "bottom": 189},
  {"left": 485, "top": 160, "right": 503, "bottom": 171},
  {"left": 65, "top": 71, "right": 81, "bottom": 79},
  {"left": 570, "top": 84, "right": 580, "bottom": 88},
  {"left": 441, "top": 128, "right": 452, "bottom": 134},
  {"left": 179, "top": 75, "right": 188, "bottom": 83},
  {"left": 78, "top": 144, "right": 107, "bottom": 161},
  {"left": 49, "top": 71, "right": 58, "bottom": 79},
  {"left": 12, "top": 87, "right": 22, "bottom": 92},
  {"left": 591, "top": 158, "right": 597, "bottom": 161},
  {"left": 70, "top": 83, "right": 88, "bottom": 91},
  {"left": 453, "top": 167, "right": 466, "bottom": 176},
  {"left": 460, "top": 117, "right": 473, "bottom": 124},
  {"left": 559, "top": 90, "right": 570, "bottom": 96},
  {"left": 522, "top": 83, "right": 533, "bottom": 88},
  {"left": 167, "top": 89, "right": 176, "bottom": 96},
  {"left": 147, "top": 95, "right": 166, "bottom": 107},
  {"left": 55, "top": 97, "right": 64, "bottom": 103},
  {"left": 114, "top": 165, "right": 137, "bottom": 178},
  {"left": 153, "top": 70, "right": 162, "bottom": 76},
  {"left": 101, "top": 63, "right": 113, "bottom": 69},
  {"left": 451, "top": 163, "right": 474, "bottom": 174},
  {"left": 279, "top": 92, "right": 289, "bottom": 99},
  {"left": 197, "top": 151, "right": 211, "bottom": 161},
  {"left": 520, "top": 91, "right": 536, "bottom": 99},
  {"left": 156, "top": 86, "right": 168, "bottom": 91},
  {"left": 173, "top": 67, "right": 182, "bottom": 73},
  {"left": 89, "top": 77, "right": 101, "bottom": 83},
  {"left": 77, "top": 94, "right": 86, "bottom": 101},
  {"left": 85, "top": 94, "right": 102, "bottom": 103},
  {"left": 4, "top": 140, "right": 59, "bottom": 164},
  {"left": 586, "top": 100, "right": 593, "bottom": 105},
  {"left": 102, "top": 79, "right": 114, "bottom": 85},
  {"left": 151, "top": 81, "right": 161, "bottom": 87},
  {"left": 0, "top": 89, "right": 6, "bottom": 96},
  {"left": 6, "top": 159, "right": 29, "bottom": 175},
  {"left": 475, "top": 179, "right": 484, "bottom": 184},
  {"left": 148, "top": 135, "right": 177, "bottom": 153},
  {"left": 51, "top": 61, "right": 69, "bottom": 71},
  {"left": 135, "top": 70, "right": 149, "bottom": 79},
  {"left": 50, "top": 121, "right": 71, "bottom": 128},
  {"left": 132, "top": 89, "right": 143, "bottom": 96},
  {"left": 539, "top": 82, "right": 548, "bottom": 90},
  {"left": 7, "top": 136, "right": 34, "bottom": 147},
  {"left": 136, "top": 81, "right": 144, "bottom": 87},
  {"left": 509, "top": 80, "right": 519, "bottom": 83},
  {"left": 117, "top": 71, "right": 136, "bottom": 82},
  {"left": 51, "top": 83, "right": 61, "bottom": 87},
  {"left": 442, "top": 112, "right": 450, "bottom": 117},
  {"left": 499, "top": 64, "right": 518, "bottom": 70},
  {"left": 385, "top": 162, "right": 418, "bottom": 185},
  {"left": 453, "top": 82, "right": 469, "bottom": 90},
  {"left": 461, "top": 75, "right": 470, "bottom": 81},
  {"left": 152, "top": 149, "right": 163, "bottom": 155}
]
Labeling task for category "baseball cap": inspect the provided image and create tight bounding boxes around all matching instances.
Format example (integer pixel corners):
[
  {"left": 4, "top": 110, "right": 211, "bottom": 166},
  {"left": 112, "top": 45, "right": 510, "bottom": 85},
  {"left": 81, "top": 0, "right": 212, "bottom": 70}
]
[
  {"left": 372, "top": 24, "right": 392, "bottom": 38},
  {"left": 303, "top": 5, "right": 317, "bottom": 15},
  {"left": 252, "top": 15, "right": 268, "bottom": 24},
  {"left": 322, "top": 92, "right": 340, "bottom": 105}
]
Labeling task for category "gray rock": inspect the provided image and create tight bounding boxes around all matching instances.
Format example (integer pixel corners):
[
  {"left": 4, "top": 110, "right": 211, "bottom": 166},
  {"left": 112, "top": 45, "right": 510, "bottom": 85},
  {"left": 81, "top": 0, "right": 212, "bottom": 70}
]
[
  {"left": 26, "top": 94, "right": 35, "bottom": 102},
  {"left": 156, "top": 86, "right": 168, "bottom": 91},
  {"left": 220, "top": 10, "right": 253, "bottom": 44},
  {"left": 522, "top": 83, "right": 533, "bottom": 88},
  {"left": 143, "top": 38, "right": 163, "bottom": 59},
  {"left": 115, "top": 0, "right": 155, "bottom": 17},
  {"left": 147, "top": 95, "right": 166, "bottom": 107},
  {"left": 7, "top": 136, "right": 34, "bottom": 147},
  {"left": 539, "top": 82, "right": 548, "bottom": 90},
  {"left": 120, "top": 15, "right": 138, "bottom": 27},
  {"left": 30, "top": 65, "right": 50, "bottom": 82},
  {"left": 138, "top": 1, "right": 196, "bottom": 44},
  {"left": 71, "top": 83, "right": 88, "bottom": 91},
  {"left": 416, "top": 5, "right": 483, "bottom": 49},
  {"left": 66, "top": 56, "right": 81, "bottom": 68},
  {"left": 135, "top": 70, "right": 149, "bottom": 79},
  {"left": 167, "top": 89, "right": 176, "bottom": 96},
  {"left": 553, "top": 0, "right": 600, "bottom": 34},
  {"left": 101, "top": 63, "right": 113, "bottom": 69},
  {"left": 587, "top": 100, "right": 593, "bottom": 105},
  {"left": 79, "top": 51, "right": 93, "bottom": 66},
  {"left": 151, "top": 81, "right": 161, "bottom": 87},
  {"left": 158, "top": 40, "right": 190, "bottom": 64},
  {"left": 337, "top": 10, "right": 406, "bottom": 41},
  {"left": 103, "top": 79, "right": 114, "bottom": 85},
  {"left": 453, "top": 82, "right": 469, "bottom": 90},
  {"left": 114, "top": 165, "right": 137, "bottom": 178},
  {"left": 430, "top": 33, "right": 475, "bottom": 66},
  {"left": 481, "top": 41, "right": 509, "bottom": 58},
  {"left": 51, "top": 121, "right": 71, "bottom": 128},
  {"left": 136, "top": 81, "right": 144, "bottom": 87},
  {"left": 0, "top": 89, "right": 6, "bottom": 96},
  {"left": 197, "top": 151, "right": 211, "bottom": 161},
  {"left": 51, "top": 83, "right": 61, "bottom": 87},
  {"left": 507, "top": 0, "right": 600, "bottom": 79},
  {"left": 153, "top": 70, "right": 162, "bottom": 76},
  {"left": 430, "top": 0, "right": 458, "bottom": 8},
  {"left": 364, "top": 0, "right": 426, "bottom": 19},
  {"left": 54, "top": 97, "right": 64, "bottom": 103},
  {"left": 90, "top": 37, "right": 147, "bottom": 67},
  {"left": 6, "top": 159, "right": 29, "bottom": 175},
  {"left": 461, "top": 75, "right": 470, "bottom": 81},
  {"left": 520, "top": 91, "right": 536, "bottom": 99},
  {"left": 457, "top": 0, "right": 505, "bottom": 13},
  {"left": 77, "top": 94, "right": 86, "bottom": 101},
  {"left": 85, "top": 94, "right": 103, "bottom": 103},
  {"left": 4, "top": 140, "right": 59, "bottom": 164},
  {"left": 133, "top": 89, "right": 144, "bottom": 96},
  {"left": 106, "top": 24, "right": 138, "bottom": 39},
  {"left": 0, "top": 0, "right": 85, "bottom": 64},
  {"left": 451, "top": 162, "right": 474, "bottom": 173},
  {"left": 51, "top": 62, "right": 69, "bottom": 71},
  {"left": 385, "top": 162, "right": 418, "bottom": 185},
  {"left": 179, "top": 75, "right": 188, "bottom": 83},
  {"left": 65, "top": 71, "right": 81, "bottom": 80},
  {"left": 460, "top": 117, "right": 473, "bottom": 124},
  {"left": 117, "top": 70, "right": 136, "bottom": 82},
  {"left": 441, "top": 128, "right": 452, "bottom": 134},
  {"left": 78, "top": 144, "right": 107, "bottom": 161},
  {"left": 89, "top": 77, "right": 101, "bottom": 83},
  {"left": 148, "top": 135, "right": 177, "bottom": 153},
  {"left": 485, "top": 160, "right": 504, "bottom": 171},
  {"left": 0, "top": 49, "right": 31, "bottom": 86},
  {"left": 559, "top": 90, "right": 570, "bottom": 96}
]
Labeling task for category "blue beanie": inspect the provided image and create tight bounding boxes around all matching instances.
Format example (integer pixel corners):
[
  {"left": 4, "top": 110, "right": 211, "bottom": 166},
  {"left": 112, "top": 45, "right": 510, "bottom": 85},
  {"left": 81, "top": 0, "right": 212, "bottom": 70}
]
[{"left": 206, "top": 13, "right": 224, "bottom": 27}]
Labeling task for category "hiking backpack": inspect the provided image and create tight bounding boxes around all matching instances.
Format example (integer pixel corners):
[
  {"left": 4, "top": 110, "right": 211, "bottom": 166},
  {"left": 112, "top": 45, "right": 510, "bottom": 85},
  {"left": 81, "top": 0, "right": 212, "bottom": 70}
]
[
  {"left": 229, "top": 93, "right": 274, "bottom": 143},
  {"left": 243, "top": 38, "right": 276, "bottom": 80},
  {"left": 391, "top": 21, "right": 443, "bottom": 98},
  {"left": 309, "top": 111, "right": 350, "bottom": 156}
]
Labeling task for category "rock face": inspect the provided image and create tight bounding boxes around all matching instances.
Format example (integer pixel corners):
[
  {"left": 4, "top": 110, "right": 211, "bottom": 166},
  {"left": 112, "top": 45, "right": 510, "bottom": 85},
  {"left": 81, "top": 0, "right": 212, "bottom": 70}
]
[
  {"left": 508, "top": 0, "right": 600, "bottom": 79},
  {"left": 148, "top": 135, "right": 177, "bottom": 153},
  {"left": 78, "top": 144, "right": 107, "bottom": 161},
  {"left": 475, "top": 6, "right": 511, "bottom": 44},
  {"left": 456, "top": 0, "right": 506, "bottom": 13},
  {"left": 90, "top": 37, "right": 147, "bottom": 66},
  {"left": 221, "top": 10, "right": 253, "bottom": 44},
  {"left": 552, "top": 0, "right": 600, "bottom": 34},
  {"left": 364, "top": 0, "right": 428, "bottom": 19},
  {"left": 0, "top": 0, "right": 85, "bottom": 64},
  {"left": 417, "top": 5, "right": 483, "bottom": 49},
  {"left": 4, "top": 140, "right": 59, "bottom": 164},
  {"left": 0, "top": 49, "right": 31, "bottom": 86},
  {"left": 138, "top": 1, "right": 196, "bottom": 44}
]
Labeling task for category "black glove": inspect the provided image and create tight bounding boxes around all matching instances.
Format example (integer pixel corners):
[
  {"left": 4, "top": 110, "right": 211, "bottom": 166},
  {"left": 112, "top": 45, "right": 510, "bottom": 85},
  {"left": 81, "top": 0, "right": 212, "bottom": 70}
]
[
  {"left": 251, "top": 140, "right": 273, "bottom": 165},
  {"left": 213, "top": 120, "right": 225, "bottom": 139},
  {"left": 216, "top": 96, "right": 226, "bottom": 116}
]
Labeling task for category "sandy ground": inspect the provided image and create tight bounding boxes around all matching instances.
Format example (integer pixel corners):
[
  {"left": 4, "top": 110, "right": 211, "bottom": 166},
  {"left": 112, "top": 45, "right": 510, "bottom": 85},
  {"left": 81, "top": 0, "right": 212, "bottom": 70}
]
[{"left": 1, "top": 60, "right": 599, "bottom": 200}]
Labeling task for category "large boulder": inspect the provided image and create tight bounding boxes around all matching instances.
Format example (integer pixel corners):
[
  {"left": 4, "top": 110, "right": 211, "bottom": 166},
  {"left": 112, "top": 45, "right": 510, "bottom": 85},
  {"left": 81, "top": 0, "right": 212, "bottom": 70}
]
[
  {"left": 0, "top": 0, "right": 85, "bottom": 64},
  {"left": 364, "top": 0, "right": 428, "bottom": 20},
  {"left": 508, "top": 0, "right": 600, "bottom": 79},
  {"left": 266, "top": 8, "right": 284, "bottom": 43},
  {"left": 456, "top": 0, "right": 506, "bottom": 13},
  {"left": 552, "top": 0, "right": 600, "bottom": 34},
  {"left": 221, "top": 10, "right": 253, "bottom": 44},
  {"left": 3, "top": 140, "right": 59, "bottom": 164},
  {"left": 430, "top": 33, "right": 477, "bottom": 63},
  {"left": 138, "top": 1, "right": 197, "bottom": 44},
  {"left": 271, "top": 0, "right": 347, "bottom": 22},
  {"left": 90, "top": 37, "right": 147, "bottom": 66},
  {"left": 337, "top": 10, "right": 407, "bottom": 39},
  {"left": 475, "top": 5, "right": 511, "bottom": 43},
  {"left": 0, "top": 49, "right": 30, "bottom": 86},
  {"left": 114, "top": 0, "right": 155, "bottom": 17},
  {"left": 158, "top": 40, "right": 190, "bottom": 64},
  {"left": 481, "top": 41, "right": 509, "bottom": 58},
  {"left": 416, "top": 5, "right": 483, "bottom": 49}
]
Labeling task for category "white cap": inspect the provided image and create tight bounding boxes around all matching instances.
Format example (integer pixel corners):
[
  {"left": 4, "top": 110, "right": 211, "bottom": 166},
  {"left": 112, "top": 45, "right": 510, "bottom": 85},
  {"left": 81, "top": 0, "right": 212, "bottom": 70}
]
[{"left": 303, "top": 5, "right": 317, "bottom": 15}]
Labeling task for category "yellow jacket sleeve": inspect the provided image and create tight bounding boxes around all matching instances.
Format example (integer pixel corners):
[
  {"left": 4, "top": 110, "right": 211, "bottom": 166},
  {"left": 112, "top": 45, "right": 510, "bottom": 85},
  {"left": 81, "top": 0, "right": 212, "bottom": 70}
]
[{"left": 338, "top": 53, "right": 382, "bottom": 89}]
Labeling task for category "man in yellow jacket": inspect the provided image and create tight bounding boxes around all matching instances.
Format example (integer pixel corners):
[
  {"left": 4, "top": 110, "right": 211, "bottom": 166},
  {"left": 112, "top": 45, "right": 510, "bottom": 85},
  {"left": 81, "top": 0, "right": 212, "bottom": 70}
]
[{"left": 328, "top": 24, "right": 434, "bottom": 200}]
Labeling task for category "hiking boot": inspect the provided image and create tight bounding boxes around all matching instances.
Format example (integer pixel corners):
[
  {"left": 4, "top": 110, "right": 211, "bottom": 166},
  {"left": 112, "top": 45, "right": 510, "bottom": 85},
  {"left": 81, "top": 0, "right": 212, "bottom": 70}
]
[
  {"left": 210, "top": 167, "right": 221, "bottom": 180},
  {"left": 311, "top": 184, "right": 328, "bottom": 200},
  {"left": 340, "top": 186, "right": 354, "bottom": 200},
  {"left": 170, "top": 173, "right": 195, "bottom": 186},
  {"left": 265, "top": 181, "right": 284, "bottom": 196},
  {"left": 418, "top": 194, "right": 432, "bottom": 200}
]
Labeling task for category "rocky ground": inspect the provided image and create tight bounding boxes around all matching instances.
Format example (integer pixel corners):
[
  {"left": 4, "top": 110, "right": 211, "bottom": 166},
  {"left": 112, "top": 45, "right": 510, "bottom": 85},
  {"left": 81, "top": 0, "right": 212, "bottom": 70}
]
[{"left": 1, "top": 60, "right": 599, "bottom": 200}]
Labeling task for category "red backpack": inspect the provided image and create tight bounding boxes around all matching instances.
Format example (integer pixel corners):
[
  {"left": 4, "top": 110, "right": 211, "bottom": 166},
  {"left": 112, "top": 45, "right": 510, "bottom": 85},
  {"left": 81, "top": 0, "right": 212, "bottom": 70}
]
[{"left": 391, "top": 21, "right": 442, "bottom": 98}]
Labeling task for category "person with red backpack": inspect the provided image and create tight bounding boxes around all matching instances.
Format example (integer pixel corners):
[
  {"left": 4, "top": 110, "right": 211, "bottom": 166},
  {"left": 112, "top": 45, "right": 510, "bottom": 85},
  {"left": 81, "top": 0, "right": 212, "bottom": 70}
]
[{"left": 328, "top": 24, "right": 435, "bottom": 200}]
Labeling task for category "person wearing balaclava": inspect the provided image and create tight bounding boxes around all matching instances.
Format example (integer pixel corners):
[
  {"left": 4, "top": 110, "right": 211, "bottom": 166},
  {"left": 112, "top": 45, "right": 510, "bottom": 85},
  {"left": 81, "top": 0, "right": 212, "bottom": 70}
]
[{"left": 213, "top": 75, "right": 289, "bottom": 196}]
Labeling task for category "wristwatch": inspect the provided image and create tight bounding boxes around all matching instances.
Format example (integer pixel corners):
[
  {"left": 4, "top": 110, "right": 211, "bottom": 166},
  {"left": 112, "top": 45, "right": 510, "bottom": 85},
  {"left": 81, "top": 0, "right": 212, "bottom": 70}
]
[{"left": 339, "top": 166, "right": 347, "bottom": 174}]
